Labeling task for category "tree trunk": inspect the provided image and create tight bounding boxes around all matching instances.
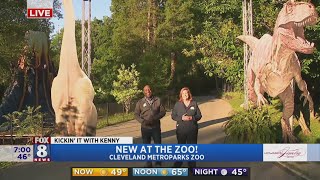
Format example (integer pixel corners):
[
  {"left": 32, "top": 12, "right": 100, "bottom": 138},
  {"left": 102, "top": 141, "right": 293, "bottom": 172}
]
[
  {"left": 169, "top": 52, "right": 177, "bottom": 87},
  {"left": 147, "top": 0, "right": 151, "bottom": 43},
  {"left": 215, "top": 76, "right": 219, "bottom": 91},
  {"left": 151, "top": 0, "right": 157, "bottom": 45},
  {"left": 227, "top": 83, "right": 232, "bottom": 92},
  {"left": 147, "top": 0, "right": 157, "bottom": 45},
  {"left": 124, "top": 100, "right": 131, "bottom": 114}
]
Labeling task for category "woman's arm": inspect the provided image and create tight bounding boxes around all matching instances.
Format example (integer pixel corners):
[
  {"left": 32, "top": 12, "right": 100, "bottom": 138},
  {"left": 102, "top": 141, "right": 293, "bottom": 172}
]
[
  {"left": 171, "top": 102, "right": 182, "bottom": 121},
  {"left": 193, "top": 102, "right": 202, "bottom": 121}
]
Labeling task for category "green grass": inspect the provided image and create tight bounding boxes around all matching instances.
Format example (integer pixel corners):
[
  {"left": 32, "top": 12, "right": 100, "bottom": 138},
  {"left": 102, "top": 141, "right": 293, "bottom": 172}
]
[
  {"left": 0, "top": 162, "right": 16, "bottom": 169},
  {"left": 296, "top": 118, "right": 320, "bottom": 143},
  {"left": 97, "top": 112, "right": 134, "bottom": 129},
  {"left": 222, "top": 92, "right": 244, "bottom": 112},
  {"left": 223, "top": 91, "right": 320, "bottom": 143}
]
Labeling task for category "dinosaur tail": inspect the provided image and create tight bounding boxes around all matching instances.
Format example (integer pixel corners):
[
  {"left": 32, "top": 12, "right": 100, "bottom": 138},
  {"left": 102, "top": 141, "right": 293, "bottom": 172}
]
[
  {"left": 237, "top": 35, "right": 259, "bottom": 104},
  {"left": 237, "top": 35, "right": 258, "bottom": 50}
]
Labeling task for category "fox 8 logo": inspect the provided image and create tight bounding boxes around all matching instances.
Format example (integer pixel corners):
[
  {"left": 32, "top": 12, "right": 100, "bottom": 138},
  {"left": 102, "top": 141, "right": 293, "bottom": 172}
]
[{"left": 33, "top": 144, "right": 51, "bottom": 162}]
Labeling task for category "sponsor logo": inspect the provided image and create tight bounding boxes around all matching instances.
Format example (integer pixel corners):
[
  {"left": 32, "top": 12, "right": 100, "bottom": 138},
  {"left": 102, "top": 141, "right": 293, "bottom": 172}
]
[{"left": 263, "top": 144, "right": 307, "bottom": 161}]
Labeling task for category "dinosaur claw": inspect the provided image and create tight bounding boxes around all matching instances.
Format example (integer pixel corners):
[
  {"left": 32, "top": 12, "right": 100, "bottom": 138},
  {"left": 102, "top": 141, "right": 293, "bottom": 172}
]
[
  {"left": 303, "top": 98, "right": 308, "bottom": 106},
  {"left": 300, "top": 94, "right": 303, "bottom": 101}
]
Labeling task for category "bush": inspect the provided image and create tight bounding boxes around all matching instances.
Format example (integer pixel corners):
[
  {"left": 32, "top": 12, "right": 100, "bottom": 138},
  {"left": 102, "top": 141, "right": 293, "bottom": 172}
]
[
  {"left": 224, "top": 107, "right": 277, "bottom": 143},
  {"left": 3, "top": 106, "right": 45, "bottom": 136}
]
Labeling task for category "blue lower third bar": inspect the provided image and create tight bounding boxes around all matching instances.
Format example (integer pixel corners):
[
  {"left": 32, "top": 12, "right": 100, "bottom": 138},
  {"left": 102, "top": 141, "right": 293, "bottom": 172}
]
[
  {"left": 132, "top": 168, "right": 188, "bottom": 176},
  {"left": 308, "top": 144, "right": 320, "bottom": 161},
  {"left": 192, "top": 167, "right": 250, "bottom": 176}
]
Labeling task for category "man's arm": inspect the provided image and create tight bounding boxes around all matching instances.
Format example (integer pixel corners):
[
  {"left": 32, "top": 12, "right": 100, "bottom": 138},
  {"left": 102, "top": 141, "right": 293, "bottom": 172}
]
[
  {"left": 134, "top": 100, "right": 144, "bottom": 123},
  {"left": 153, "top": 99, "right": 166, "bottom": 120}
]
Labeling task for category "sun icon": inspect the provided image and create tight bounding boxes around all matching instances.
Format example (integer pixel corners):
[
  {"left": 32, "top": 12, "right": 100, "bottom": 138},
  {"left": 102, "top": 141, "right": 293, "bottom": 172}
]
[
  {"left": 100, "top": 169, "right": 108, "bottom": 176},
  {"left": 161, "top": 169, "right": 168, "bottom": 176}
]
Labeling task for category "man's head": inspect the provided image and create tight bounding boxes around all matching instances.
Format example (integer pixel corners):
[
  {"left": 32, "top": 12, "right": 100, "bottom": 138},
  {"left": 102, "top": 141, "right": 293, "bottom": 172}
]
[{"left": 143, "top": 85, "right": 152, "bottom": 98}]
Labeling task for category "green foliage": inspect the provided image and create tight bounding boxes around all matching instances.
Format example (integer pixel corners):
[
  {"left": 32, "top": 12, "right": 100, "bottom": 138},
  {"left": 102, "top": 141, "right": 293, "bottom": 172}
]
[
  {"left": 111, "top": 64, "right": 142, "bottom": 113},
  {"left": 0, "top": 162, "right": 16, "bottom": 169},
  {"left": 224, "top": 107, "right": 277, "bottom": 143},
  {"left": 137, "top": 49, "right": 170, "bottom": 95},
  {"left": 2, "top": 106, "right": 45, "bottom": 136},
  {"left": 97, "top": 112, "right": 134, "bottom": 129},
  {"left": 91, "top": 17, "right": 117, "bottom": 102},
  {"left": 182, "top": 0, "right": 244, "bottom": 91},
  {"left": 49, "top": 30, "right": 63, "bottom": 68}
]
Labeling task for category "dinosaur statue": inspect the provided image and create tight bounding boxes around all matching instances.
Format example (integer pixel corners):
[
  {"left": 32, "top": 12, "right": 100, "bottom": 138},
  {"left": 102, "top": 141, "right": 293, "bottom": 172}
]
[
  {"left": 237, "top": 0, "right": 318, "bottom": 143},
  {"left": 0, "top": 30, "right": 56, "bottom": 131},
  {"left": 51, "top": 0, "right": 97, "bottom": 136}
]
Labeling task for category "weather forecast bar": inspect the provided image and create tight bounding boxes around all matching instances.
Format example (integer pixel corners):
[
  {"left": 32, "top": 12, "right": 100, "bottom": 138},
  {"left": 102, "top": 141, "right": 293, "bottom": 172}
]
[{"left": 70, "top": 167, "right": 251, "bottom": 179}]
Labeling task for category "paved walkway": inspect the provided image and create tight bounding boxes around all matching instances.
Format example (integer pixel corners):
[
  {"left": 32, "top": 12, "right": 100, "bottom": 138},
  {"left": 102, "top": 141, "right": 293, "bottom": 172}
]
[
  {"left": 277, "top": 162, "right": 320, "bottom": 180},
  {"left": 96, "top": 96, "right": 232, "bottom": 140}
]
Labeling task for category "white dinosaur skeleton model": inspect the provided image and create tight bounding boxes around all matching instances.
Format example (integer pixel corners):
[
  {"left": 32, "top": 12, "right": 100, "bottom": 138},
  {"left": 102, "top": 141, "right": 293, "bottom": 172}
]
[{"left": 51, "top": 0, "right": 97, "bottom": 136}]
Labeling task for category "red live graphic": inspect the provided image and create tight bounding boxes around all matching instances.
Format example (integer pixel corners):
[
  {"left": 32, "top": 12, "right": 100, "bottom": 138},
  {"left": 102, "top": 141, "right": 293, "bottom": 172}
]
[{"left": 27, "top": 8, "right": 52, "bottom": 18}]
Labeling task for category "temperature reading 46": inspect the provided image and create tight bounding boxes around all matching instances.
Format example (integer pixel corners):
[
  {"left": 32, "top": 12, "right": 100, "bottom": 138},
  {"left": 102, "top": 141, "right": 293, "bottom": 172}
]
[{"left": 17, "top": 154, "right": 30, "bottom": 160}]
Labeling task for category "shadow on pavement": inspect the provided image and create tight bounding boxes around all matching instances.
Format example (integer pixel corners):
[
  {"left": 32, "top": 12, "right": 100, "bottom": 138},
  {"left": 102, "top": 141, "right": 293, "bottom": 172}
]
[{"left": 134, "top": 117, "right": 229, "bottom": 144}]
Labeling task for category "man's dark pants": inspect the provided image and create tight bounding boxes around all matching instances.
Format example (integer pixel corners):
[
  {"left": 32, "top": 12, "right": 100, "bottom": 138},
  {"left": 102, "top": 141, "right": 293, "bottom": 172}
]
[{"left": 141, "top": 127, "right": 161, "bottom": 167}]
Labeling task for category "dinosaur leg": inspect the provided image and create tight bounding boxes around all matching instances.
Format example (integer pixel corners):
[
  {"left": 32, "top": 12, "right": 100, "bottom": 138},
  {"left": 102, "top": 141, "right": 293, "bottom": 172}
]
[
  {"left": 278, "top": 86, "right": 297, "bottom": 143},
  {"left": 75, "top": 101, "right": 97, "bottom": 136},
  {"left": 280, "top": 118, "right": 289, "bottom": 143},
  {"left": 295, "top": 80, "right": 312, "bottom": 135},
  {"left": 294, "top": 67, "right": 313, "bottom": 134},
  {"left": 51, "top": 78, "right": 69, "bottom": 136},
  {"left": 87, "top": 103, "right": 97, "bottom": 136},
  {"left": 74, "top": 78, "right": 97, "bottom": 136},
  {"left": 66, "top": 110, "right": 76, "bottom": 136},
  {"left": 289, "top": 116, "right": 293, "bottom": 131},
  {"left": 298, "top": 111, "right": 311, "bottom": 135},
  {"left": 248, "top": 68, "right": 257, "bottom": 103}
]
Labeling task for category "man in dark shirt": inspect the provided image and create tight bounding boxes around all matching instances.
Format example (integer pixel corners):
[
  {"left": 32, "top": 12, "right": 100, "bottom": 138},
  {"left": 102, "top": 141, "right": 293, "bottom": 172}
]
[{"left": 135, "top": 85, "right": 166, "bottom": 167}]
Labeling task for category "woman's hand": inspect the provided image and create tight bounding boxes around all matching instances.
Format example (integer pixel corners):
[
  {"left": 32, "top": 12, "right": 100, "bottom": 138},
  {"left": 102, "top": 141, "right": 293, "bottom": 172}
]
[{"left": 182, "top": 114, "right": 192, "bottom": 121}]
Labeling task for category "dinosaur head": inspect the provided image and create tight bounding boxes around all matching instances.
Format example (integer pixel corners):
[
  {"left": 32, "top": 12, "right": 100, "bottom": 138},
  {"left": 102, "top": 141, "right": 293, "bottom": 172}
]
[{"left": 275, "top": 0, "right": 318, "bottom": 54}]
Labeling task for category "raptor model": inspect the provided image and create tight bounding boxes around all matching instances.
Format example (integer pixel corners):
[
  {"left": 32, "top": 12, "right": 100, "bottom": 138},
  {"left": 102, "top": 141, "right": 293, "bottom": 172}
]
[
  {"left": 238, "top": 0, "right": 318, "bottom": 142},
  {"left": 51, "top": 0, "right": 97, "bottom": 136}
]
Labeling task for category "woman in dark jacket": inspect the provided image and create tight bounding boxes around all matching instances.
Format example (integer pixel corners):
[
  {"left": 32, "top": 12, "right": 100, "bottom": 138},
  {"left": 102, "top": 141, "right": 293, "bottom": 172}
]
[{"left": 171, "top": 87, "right": 202, "bottom": 168}]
